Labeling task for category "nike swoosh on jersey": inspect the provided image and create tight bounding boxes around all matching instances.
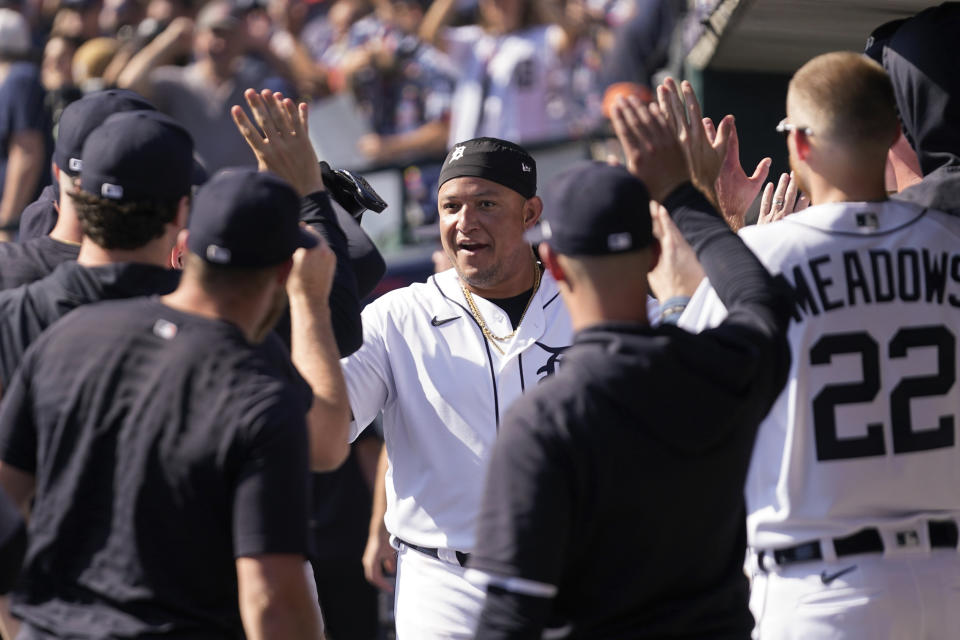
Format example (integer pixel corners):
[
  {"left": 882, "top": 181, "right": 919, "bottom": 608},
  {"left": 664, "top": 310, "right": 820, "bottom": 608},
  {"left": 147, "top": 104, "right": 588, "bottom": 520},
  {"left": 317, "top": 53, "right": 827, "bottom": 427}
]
[
  {"left": 431, "top": 315, "right": 459, "bottom": 327},
  {"left": 820, "top": 565, "right": 857, "bottom": 585}
]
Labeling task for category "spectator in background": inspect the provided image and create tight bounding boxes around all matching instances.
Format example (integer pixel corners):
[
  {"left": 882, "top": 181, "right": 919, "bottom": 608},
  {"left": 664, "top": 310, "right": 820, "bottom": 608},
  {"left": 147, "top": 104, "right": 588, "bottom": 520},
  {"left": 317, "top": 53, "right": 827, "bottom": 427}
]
[
  {"left": 41, "top": 34, "right": 83, "bottom": 129},
  {"left": 332, "top": 0, "right": 456, "bottom": 228},
  {"left": 0, "top": 8, "right": 50, "bottom": 241},
  {"left": 98, "top": 0, "right": 194, "bottom": 88},
  {"left": 339, "top": 0, "right": 455, "bottom": 164},
  {"left": 266, "top": 0, "right": 331, "bottom": 98},
  {"left": 117, "top": 0, "right": 287, "bottom": 172},
  {"left": 601, "top": 0, "right": 681, "bottom": 90},
  {"left": 98, "top": 0, "right": 148, "bottom": 35},
  {"left": 305, "top": 0, "right": 372, "bottom": 71},
  {"left": 556, "top": 0, "right": 606, "bottom": 136},
  {"left": 232, "top": 0, "right": 298, "bottom": 94},
  {"left": 72, "top": 36, "right": 120, "bottom": 91},
  {"left": 50, "top": 0, "right": 103, "bottom": 41},
  {"left": 0, "top": 89, "right": 156, "bottom": 290},
  {"left": 420, "top": 0, "right": 588, "bottom": 146}
]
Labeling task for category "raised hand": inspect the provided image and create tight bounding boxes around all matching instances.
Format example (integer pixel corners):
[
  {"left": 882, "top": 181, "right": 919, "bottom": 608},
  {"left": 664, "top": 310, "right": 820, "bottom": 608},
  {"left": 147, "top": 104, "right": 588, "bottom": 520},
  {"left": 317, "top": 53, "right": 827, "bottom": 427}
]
[
  {"left": 656, "top": 78, "right": 729, "bottom": 206},
  {"left": 758, "top": 171, "right": 810, "bottom": 224},
  {"left": 609, "top": 95, "right": 688, "bottom": 202},
  {"left": 231, "top": 88, "right": 325, "bottom": 196},
  {"left": 703, "top": 115, "right": 771, "bottom": 231},
  {"left": 647, "top": 201, "right": 705, "bottom": 302}
]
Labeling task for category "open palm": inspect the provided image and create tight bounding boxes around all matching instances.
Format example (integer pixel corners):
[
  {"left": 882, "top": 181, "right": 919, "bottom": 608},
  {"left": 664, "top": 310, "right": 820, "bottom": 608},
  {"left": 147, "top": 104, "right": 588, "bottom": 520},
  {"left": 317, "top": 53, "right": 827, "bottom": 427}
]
[{"left": 704, "top": 116, "right": 771, "bottom": 231}]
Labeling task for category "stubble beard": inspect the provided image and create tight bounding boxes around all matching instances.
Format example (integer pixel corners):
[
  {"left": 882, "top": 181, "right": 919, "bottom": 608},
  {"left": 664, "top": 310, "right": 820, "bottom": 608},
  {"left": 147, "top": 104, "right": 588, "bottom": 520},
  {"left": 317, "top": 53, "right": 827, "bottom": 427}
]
[{"left": 455, "top": 259, "right": 503, "bottom": 292}]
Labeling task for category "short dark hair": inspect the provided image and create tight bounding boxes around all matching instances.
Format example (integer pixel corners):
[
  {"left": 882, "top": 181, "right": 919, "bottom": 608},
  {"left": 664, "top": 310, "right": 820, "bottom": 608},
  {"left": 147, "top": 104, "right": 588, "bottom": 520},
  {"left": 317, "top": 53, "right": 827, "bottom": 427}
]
[{"left": 70, "top": 189, "right": 180, "bottom": 250}]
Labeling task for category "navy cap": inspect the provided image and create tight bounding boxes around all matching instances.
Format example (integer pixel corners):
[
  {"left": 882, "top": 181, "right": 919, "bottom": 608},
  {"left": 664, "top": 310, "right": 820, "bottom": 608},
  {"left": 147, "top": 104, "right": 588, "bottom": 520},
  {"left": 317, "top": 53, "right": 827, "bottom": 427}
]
[
  {"left": 80, "top": 110, "right": 194, "bottom": 203},
  {"left": 54, "top": 89, "right": 156, "bottom": 176},
  {"left": 438, "top": 137, "right": 537, "bottom": 198},
  {"left": 541, "top": 162, "right": 653, "bottom": 256},
  {"left": 863, "top": 18, "right": 909, "bottom": 64},
  {"left": 187, "top": 169, "right": 317, "bottom": 267}
]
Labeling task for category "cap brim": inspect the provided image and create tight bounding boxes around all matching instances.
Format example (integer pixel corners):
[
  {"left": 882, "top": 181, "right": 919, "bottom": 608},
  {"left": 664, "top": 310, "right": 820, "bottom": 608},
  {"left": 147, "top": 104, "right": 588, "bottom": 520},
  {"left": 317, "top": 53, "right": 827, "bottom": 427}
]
[{"left": 297, "top": 228, "right": 319, "bottom": 250}]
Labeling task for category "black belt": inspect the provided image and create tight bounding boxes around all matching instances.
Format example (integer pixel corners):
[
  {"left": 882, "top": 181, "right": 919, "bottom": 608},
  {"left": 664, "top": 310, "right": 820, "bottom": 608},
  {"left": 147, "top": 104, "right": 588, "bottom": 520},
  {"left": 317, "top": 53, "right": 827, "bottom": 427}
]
[
  {"left": 399, "top": 539, "right": 471, "bottom": 567},
  {"left": 759, "top": 520, "right": 959, "bottom": 569}
]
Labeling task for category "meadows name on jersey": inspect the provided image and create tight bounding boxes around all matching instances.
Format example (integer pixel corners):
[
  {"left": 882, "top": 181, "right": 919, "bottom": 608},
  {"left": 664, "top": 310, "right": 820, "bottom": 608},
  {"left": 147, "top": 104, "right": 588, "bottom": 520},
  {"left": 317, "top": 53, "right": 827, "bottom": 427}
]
[{"left": 778, "top": 246, "right": 960, "bottom": 321}]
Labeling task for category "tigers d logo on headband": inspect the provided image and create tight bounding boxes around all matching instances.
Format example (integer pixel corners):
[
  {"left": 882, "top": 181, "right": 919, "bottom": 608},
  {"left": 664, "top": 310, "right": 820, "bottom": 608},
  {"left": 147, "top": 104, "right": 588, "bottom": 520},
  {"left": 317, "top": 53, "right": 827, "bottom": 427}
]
[{"left": 449, "top": 146, "right": 466, "bottom": 162}]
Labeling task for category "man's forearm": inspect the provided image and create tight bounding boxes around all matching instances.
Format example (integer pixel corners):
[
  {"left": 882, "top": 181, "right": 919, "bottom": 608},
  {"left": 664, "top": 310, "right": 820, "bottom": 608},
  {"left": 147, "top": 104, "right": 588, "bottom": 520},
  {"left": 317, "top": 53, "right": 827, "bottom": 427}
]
[
  {"left": 242, "top": 595, "right": 322, "bottom": 640},
  {"left": 299, "top": 192, "right": 363, "bottom": 356},
  {"left": 238, "top": 556, "right": 323, "bottom": 640},
  {"left": 419, "top": 0, "right": 457, "bottom": 49},
  {"left": 383, "top": 119, "right": 450, "bottom": 159},
  {"left": 115, "top": 22, "right": 186, "bottom": 99},
  {"left": 288, "top": 294, "right": 350, "bottom": 471},
  {"left": 663, "top": 182, "right": 791, "bottom": 334}
]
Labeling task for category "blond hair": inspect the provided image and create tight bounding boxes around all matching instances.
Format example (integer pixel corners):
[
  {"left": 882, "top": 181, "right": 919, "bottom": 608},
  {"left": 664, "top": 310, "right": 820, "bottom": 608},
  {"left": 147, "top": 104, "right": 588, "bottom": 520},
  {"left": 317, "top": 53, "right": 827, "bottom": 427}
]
[{"left": 789, "top": 51, "right": 898, "bottom": 147}]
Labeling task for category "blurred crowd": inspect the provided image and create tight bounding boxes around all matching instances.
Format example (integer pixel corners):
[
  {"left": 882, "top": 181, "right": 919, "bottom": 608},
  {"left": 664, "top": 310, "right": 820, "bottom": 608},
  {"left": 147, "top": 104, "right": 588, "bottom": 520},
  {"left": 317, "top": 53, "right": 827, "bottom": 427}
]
[{"left": 0, "top": 0, "right": 687, "bottom": 239}]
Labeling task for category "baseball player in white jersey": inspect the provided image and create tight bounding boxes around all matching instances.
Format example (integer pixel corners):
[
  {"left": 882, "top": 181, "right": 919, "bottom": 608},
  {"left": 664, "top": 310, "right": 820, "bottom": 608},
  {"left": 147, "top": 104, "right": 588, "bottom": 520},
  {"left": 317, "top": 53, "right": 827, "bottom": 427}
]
[
  {"left": 680, "top": 52, "right": 960, "bottom": 639},
  {"left": 341, "top": 137, "right": 573, "bottom": 638}
]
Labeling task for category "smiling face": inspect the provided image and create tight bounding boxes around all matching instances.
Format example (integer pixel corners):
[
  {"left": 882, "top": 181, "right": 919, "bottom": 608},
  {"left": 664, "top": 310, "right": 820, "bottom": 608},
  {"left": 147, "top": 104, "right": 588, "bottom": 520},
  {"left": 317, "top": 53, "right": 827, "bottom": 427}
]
[{"left": 438, "top": 176, "right": 541, "bottom": 297}]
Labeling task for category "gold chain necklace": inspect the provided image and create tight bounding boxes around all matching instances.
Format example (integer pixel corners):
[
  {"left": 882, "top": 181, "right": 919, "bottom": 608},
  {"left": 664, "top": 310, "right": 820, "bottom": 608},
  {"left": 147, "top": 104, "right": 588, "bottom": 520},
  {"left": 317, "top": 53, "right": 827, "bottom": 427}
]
[{"left": 461, "top": 259, "right": 541, "bottom": 355}]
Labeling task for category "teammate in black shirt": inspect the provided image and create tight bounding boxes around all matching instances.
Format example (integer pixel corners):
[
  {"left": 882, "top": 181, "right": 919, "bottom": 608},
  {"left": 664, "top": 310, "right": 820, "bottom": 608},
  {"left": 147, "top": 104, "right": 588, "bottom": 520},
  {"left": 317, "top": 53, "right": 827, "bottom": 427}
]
[
  {"left": 0, "top": 169, "right": 343, "bottom": 638},
  {"left": 0, "top": 90, "right": 157, "bottom": 290},
  {"left": 0, "top": 109, "right": 193, "bottom": 399},
  {"left": 467, "top": 96, "right": 792, "bottom": 638}
]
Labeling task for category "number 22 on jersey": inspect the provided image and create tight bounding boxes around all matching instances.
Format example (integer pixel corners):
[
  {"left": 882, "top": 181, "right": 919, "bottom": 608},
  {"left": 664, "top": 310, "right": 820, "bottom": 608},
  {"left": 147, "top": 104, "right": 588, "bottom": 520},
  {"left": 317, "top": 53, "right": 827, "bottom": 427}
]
[{"left": 810, "top": 325, "right": 956, "bottom": 461}]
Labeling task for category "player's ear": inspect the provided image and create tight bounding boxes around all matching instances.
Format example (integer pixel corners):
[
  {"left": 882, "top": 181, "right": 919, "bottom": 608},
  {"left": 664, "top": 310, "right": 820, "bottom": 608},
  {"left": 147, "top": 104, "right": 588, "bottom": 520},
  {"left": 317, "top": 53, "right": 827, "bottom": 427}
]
[
  {"left": 170, "top": 229, "right": 189, "bottom": 270},
  {"left": 538, "top": 242, "right": 565, "bottom": 283},
  {"left": 522, "top": 196, "right": 543, "bottom": 230},
  {"left": 793, "top": 129, "right": 812, "bottom": 162}
]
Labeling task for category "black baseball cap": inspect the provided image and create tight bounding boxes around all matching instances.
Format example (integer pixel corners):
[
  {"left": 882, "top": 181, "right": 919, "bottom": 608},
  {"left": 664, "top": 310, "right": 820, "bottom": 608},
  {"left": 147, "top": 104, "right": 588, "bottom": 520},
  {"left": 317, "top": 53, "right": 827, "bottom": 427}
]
[
  {"left": 863, "top": 18, "right": 909, "bottom": 64},
  {"left": 438, "top": 137, "right": 537, "bottom": 198},
  {"left": 54, "top": 89, "right": 156, "bottom": 177},
  {"left": 187, "top": 168, "right": 317, "bottom": 268},
  {"left": 80, "top": 110, "right": 193, "bottom": 203},
  {"left": 541, "top": 162, "right": 653, "bottom": 256}
]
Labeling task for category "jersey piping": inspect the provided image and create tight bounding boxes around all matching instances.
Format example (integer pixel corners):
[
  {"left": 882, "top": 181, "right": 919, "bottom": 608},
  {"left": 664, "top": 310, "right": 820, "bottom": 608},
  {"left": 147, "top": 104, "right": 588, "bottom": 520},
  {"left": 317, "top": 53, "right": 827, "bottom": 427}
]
[{"left": 431, "top": 275, "right": 501, "bottom": 429}]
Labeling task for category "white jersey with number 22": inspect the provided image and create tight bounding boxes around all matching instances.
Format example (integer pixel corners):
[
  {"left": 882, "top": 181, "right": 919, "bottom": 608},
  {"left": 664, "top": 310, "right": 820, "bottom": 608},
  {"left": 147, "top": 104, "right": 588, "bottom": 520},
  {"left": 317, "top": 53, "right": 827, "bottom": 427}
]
[{"left": 680, "top": 200, "right": 960, "bottom": 550}]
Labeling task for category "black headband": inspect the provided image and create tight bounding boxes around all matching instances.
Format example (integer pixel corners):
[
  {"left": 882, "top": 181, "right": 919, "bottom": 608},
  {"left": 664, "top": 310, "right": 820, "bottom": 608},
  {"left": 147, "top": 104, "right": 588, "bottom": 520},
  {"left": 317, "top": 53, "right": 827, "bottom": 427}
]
[{"left": 438, "top": 137, "right": 537, "bottom": 199}]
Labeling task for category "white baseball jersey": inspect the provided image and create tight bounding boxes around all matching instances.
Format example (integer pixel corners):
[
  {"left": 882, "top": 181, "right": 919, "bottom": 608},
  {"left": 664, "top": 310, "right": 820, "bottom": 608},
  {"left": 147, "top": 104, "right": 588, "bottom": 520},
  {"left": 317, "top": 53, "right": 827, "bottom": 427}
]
[
  {"left": 445, "top": 25, "right": 572, "bottom": 146},
  {"left": 341, "top": 267, "right": 573, "bottom": 552},
  {"left": 680, "top": 200, "right": 960, "bottom": 550}
]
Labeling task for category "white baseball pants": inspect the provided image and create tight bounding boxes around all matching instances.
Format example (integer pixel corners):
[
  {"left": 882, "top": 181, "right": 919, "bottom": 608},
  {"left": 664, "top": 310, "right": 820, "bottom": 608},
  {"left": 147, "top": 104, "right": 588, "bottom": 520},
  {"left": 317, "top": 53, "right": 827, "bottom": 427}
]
[
  {"left": 393, "top": 543, "right": 486, "bottom": 639},
  {"left": 749, "top": 548, "right": 960, "bottom": 639}
]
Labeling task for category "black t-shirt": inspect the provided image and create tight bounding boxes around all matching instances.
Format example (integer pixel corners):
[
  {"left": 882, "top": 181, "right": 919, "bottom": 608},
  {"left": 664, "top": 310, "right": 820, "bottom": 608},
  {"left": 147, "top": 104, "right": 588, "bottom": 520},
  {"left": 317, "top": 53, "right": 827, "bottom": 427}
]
[
  {"left": 0, "top": 297, "right": 313, "bottom": 637},
  {"left": 0, "top": 236, "right": 79, "bottom": 291},
  {"left": 0, "top": 487, "right": 25, "bottom": 595},
  {"left": 470, "top": 185, "right": 793, "bottom": 639},
  {"left": 0, "top": 261, "right": 180, "bottom": 390},
  {"left": 16, "top": 184, "right": 58, "bottom": 243}
]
